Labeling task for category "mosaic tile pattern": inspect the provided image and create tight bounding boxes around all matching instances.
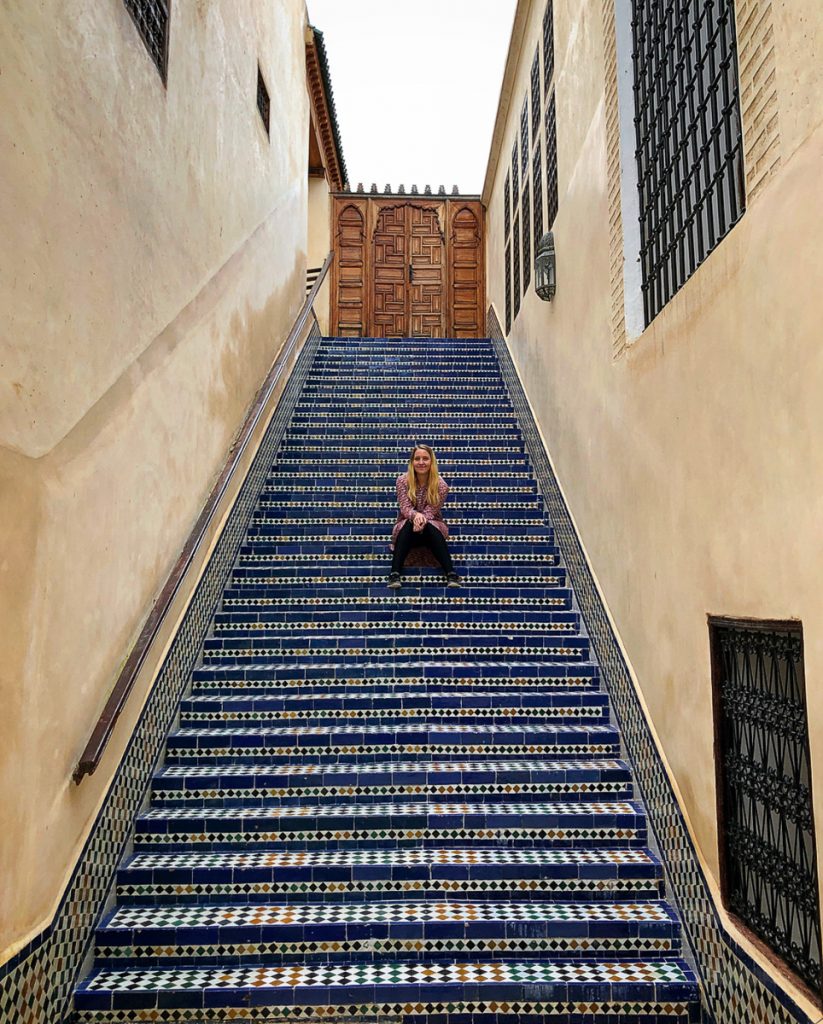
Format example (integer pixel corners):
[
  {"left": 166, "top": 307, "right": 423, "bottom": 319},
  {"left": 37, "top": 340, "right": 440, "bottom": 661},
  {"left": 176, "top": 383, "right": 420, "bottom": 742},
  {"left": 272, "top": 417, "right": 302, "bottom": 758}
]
[
  {"left": 487, "top": 307, "right": 814, "bottom": 1023},
  {"left": 0, "top": 321, "right": 325, "bottom": 1024},
  {"left": 5, "top": 331, "right": 712, "bottom": 1024}
]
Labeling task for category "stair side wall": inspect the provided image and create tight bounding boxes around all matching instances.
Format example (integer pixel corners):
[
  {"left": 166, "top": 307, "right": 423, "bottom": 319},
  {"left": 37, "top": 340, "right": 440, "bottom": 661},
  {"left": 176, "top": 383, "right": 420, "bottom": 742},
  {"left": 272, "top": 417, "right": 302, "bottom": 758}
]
[
  {"left": 483, "top": 0, "right": 823, "bottom": 1019},
  {"left": 0, "top": 0, "right": 311, "bottom": 966}
]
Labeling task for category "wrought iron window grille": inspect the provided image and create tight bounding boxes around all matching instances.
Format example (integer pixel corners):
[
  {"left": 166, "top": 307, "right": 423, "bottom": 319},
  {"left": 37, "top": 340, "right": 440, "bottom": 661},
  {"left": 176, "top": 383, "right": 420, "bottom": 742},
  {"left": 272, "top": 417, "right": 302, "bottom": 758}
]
[
  {"left": 520, "top": 97, "right": 530, "bottom": 179},
  {"left": 522, "top": 180, "right": 531, "bottom": 294},
  {"left": 504, "top": 173, "right": 511, "bottom": 240},
  {"left": 257, "top": 65, "right": 271, "bottom": 137},
  {"left": 504, "top": 242, "right": 512, "bottom": 334},
  {"left": 123, "top": 0, "right": 169, "bottom": 82},
  {"left": 511, "top": 142, "right": 519, "bottom": 210},
  {"left": 531, "top": 47, "right": 541, "bottom": 139},
  {"left": 631, "top": 0, "right": 746, "bottom": 325},
  {"left": 532, "top": 144, "right": 544, "bottom": 256},
  {"left": 710, "top": 617, "right": 822, "bottom": 996},
  {"left": 543, "top": 0, "right": 555, "bottom": 98},
  {"left": 513, "top": 216, "right": 521, "bottom": 319},
  {"left": 545, "top": 90, "right": 558, "bottom": 230}
]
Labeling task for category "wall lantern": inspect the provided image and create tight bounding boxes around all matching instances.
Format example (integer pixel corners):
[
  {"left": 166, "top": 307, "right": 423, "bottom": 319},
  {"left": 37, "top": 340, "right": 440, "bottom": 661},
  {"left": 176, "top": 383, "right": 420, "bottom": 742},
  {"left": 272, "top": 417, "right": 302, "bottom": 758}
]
[{"left": 534, "top": 231, "right": 556, "bottom": 301}]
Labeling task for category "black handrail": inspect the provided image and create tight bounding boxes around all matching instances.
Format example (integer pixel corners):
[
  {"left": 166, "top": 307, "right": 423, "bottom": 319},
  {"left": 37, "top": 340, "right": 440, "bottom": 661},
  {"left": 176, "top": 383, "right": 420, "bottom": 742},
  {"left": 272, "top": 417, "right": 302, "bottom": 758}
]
[{"left": 73, "top": 252, "right": 333, "bottom": 783}]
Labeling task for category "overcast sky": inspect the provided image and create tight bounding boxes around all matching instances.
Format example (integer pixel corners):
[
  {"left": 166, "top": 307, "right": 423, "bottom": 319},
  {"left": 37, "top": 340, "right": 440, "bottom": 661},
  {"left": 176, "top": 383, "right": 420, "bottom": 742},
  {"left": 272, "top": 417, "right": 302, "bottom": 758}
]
[{"left": 306, "top": 0, "right": 517, "bottom": 195}]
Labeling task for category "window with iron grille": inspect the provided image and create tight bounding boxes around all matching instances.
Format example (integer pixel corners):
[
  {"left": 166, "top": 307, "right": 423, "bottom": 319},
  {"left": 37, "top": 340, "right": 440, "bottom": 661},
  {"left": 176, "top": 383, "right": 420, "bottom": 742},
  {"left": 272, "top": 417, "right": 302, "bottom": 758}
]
[
  {"left": 522, "top": 180, "right": 531, "bottom": 294},
  {"left": 504, "top": 173, "right": 511, "bottom": 240},
  {"left": 632, "top": 0, "right": 745, "bottom": 326},
  {"left": 513, "top": 216, "right": 521, "bottom": 319},
  {"left": 542, "top": 0, "right": 554, "bottom": 98},
  {"left": 545, "top": 90, "right": 558, "bottom": 229},
  {"left": 504, "top": 242, "right": 512, "bottom": 334},
  {"left": 257, "top": 65, "right": 270, "bottom": 137},
  {"left": 532, "top": 145, "right": 544, "bottom": 254},
  {"left": 511, "top": 142, "right": 519, "bottom": 207},
  {"left": 530, "top": 48, "right": 541, "bottom": 138},
  {"left": 123, "top": 0, "right": 169, "bottom": 81},
  {"left": 710, "top": 618, "right": 822, "bottom": 995},
  {"left": 520, "top": 98, "right": 529, "bottom": 179}
]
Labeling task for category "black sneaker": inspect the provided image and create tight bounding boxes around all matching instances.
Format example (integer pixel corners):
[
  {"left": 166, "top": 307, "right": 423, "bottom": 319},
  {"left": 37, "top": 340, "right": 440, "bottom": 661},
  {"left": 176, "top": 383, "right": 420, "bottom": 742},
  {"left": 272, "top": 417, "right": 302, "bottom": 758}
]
[
  {"left": 445, "top": 572, "right": 462, "bottom": 588},
  {"left": 387, "top": 572, "right": 402, "bottom": 589}
]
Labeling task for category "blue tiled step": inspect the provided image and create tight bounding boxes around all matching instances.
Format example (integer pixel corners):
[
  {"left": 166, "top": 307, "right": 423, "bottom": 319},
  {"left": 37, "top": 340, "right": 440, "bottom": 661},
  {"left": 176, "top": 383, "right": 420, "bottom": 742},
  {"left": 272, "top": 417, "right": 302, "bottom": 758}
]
[
  {"left": 151, "top": 758, "right": 631, "bottom": 806},
  {"left": 164, "top": 723, "right": 619, "bottom": 761},
  {"left": 255, "top": 504, "right": 545, "bottom": 518},
  {"left": 179, "top": 690, "right": 606, "bottom": 718},
  {"left": 220, "top": 586, "right": 572, "bottom": 605},
  {"left": 74, "top": 957, "right": 699, "bottom": 1020},
  {"left": 94, "top": 898, "right": 681, "bottom": 966},
  {"left": 285, "top": 428, "right": 524, "bottom": 440},
  {"left": 189, "top": 664, "right": 600, "bottom": 694},
  {"left": 132, "top": 799, "right": 648, "bottom": 851},
  {"left": 238, "top": 538, "right": 557, "bottom": 555},
  {"left": 244, "top": 522, "right": 551, "bottom": 540},
  {"left": 210, "top": 609, "right": 579, "bottom": 632},
  {"left": 228, "top": 566, "right": 567, "bottom": 585},
  {"left": 115, "top": 845, "right": 666, "bottom": 906}
]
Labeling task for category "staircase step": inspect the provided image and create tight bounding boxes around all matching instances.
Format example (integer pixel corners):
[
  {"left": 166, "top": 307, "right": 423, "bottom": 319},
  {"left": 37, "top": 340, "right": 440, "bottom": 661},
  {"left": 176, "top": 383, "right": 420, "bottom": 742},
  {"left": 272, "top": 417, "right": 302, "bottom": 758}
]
[
  {"left": 116, "top": 845, "right": 665, "bottom": 905},
  {"left": 133, "top": 800, "right": 647, "bottom": 851},
  {"left": 95, "top": 898, "right": 681, "bottom": 965},
  {"left": 75, "top": 958, "right": 699, "bottom": 1019},
  {"left": 164, "top": 723, "right": 620, "bottom": 765}
]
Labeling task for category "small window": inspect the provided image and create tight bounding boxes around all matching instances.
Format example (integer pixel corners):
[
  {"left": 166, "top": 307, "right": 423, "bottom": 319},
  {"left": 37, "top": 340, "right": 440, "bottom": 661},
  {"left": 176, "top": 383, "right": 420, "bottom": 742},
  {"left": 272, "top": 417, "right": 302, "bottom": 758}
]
[
  {"left": 532, "top": 145, "right": 544, "bottom": 253},
  {"left": 257, "top": 65, "right": 270, "bottom": 137},
  {"left": 522, "top": 178, "right": 531, "bottom": 294},
  {"left": 520, "top": 97, "right": 529, "bottom": 178},
  {"left": 504, "top": 241, "right": 512, "bottom": 334},
  {"left": 504, "top": 173, "right": 511, "bottom": 239},
  {"left": 545, "top": 90, "right": 558, "bottom": 229},
  {"left": 530, "top": 47, "right": 541, "bottom": 138},
  {"left": 542, "top": 0, "right": 554, "bottom": 97},
  {"left": 710, "top": 617, "right": 822, "bottom": 995},
  {"left": 123, "top": 0, "right": 169, "bottom": 82},
  {"left": 512, "top": 216, "right": 521, "bottom": 319},
  {"left": 511, "top": 142, "right": 519, "bottom": 208}
]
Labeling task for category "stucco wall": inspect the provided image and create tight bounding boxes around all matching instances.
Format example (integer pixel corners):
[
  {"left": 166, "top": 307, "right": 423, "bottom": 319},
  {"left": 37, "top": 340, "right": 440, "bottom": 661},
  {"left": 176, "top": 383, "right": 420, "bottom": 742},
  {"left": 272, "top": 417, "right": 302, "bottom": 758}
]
[
  {"left": 485, "top": 0, "right": 823, "bottom": 1005},
  {"left": 0, "top": 0, "right": 309, "bottom": 960},
  {"left": 308, "top": 175, "right": 331, "bottom": 331}
]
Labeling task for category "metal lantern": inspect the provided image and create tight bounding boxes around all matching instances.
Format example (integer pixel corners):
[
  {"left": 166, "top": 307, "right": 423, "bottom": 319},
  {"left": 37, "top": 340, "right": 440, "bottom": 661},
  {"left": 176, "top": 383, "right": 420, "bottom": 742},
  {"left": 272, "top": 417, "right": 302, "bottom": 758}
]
[{"left": 534, "top": 231, "right": 556, "bottom": 301}]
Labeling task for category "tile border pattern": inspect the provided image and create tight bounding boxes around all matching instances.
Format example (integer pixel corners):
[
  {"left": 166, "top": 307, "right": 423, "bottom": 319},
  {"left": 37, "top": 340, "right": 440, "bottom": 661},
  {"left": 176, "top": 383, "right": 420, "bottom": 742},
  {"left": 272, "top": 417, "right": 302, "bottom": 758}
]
[
  {"left": 0, "top": 319, "right": 324, "bottom": 1024},
  {"left": 487, "top": 305, "right": 814, "bottom": 1024}
]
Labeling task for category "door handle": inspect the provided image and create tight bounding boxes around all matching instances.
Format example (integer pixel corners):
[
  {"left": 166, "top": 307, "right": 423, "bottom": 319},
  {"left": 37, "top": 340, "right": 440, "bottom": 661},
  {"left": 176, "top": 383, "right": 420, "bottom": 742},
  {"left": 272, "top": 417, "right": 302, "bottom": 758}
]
[{"left": 408, "top": 263, "right": 414, "bottom": 284}]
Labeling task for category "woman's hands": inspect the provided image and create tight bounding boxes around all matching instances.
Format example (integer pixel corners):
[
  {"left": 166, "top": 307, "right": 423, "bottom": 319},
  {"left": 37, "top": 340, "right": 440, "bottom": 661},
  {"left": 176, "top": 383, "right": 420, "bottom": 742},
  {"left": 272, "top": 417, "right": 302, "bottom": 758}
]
[{"left": 412, "top": 512, "right": 426, "bottom": 532}]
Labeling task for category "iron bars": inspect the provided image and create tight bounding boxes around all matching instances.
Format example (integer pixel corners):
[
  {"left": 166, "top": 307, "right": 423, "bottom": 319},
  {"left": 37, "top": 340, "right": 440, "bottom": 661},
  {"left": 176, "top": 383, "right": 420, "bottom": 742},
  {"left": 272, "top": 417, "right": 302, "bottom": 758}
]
[
  {"left": 631, "top": 0, "right": 746, "bottom": 325},
  {"left": 123, "top": 0, "right": 169, "bottom": 81},
  {"left": 711, "top": 618, "right": 821, "bottom": 996}
]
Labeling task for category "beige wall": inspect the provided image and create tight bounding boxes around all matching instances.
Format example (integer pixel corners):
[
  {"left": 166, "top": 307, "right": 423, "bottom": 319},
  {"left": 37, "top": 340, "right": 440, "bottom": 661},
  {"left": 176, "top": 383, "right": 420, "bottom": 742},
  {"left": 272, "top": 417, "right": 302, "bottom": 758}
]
[
  {"left": 0, "top": 0, "right": 310, "bottom": 960},
  {"left": 308, "top": 175, "right": 331, "bottom": 332},
  {"left": 485, "top": 0, "right": 823, "bottom": 1009}
]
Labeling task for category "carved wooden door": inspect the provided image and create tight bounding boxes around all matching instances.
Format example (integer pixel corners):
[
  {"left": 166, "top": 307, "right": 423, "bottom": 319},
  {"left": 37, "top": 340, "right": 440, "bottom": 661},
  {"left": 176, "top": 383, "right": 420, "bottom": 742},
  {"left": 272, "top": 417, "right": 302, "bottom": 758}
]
[
  {"left": 331, "top": 196, "right": 483, "bottom": 338},
  {"left": 371, "top": 205, "right": 408, "bottom": 337},
  {"left": 409, "top": 206, "right": 445, "bottom": 337},
  {"left": 448, "top": 205, "right": 484, "bottom": 337}
]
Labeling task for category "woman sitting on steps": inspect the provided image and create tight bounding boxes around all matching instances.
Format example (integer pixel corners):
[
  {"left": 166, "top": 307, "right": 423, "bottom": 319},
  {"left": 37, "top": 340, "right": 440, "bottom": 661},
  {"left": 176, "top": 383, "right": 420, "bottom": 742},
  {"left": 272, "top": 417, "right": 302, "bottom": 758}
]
[{"left": 388, "top": 443, "right": 461, "bottom": 589}]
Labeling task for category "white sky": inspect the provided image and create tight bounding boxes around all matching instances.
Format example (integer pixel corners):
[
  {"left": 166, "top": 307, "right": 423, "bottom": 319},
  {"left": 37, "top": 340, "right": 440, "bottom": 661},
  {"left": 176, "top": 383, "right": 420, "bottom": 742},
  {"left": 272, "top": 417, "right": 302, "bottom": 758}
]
[{"left": 306, "top": 0, "right": 517, "bottom": 195}]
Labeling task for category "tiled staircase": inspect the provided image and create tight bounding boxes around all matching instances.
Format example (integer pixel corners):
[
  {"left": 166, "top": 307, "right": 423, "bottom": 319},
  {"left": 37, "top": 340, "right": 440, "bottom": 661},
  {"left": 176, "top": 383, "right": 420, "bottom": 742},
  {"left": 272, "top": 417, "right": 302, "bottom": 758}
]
[{"left": 74, "top": 337, "right": 700, "bottom": 1022}]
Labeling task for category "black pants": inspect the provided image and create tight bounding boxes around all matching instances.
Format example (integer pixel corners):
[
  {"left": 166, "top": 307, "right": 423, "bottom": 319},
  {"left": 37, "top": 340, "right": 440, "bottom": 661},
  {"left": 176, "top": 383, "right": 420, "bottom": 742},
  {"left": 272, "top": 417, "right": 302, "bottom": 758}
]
[{"left": 391, "top": 521, "right": 454, "bottom": 574}]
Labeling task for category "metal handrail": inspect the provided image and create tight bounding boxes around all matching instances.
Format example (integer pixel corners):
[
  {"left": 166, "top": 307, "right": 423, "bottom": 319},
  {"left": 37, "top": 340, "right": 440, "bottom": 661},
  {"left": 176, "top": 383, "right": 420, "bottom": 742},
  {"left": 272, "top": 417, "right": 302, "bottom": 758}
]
[{"left": 73, "top": 251, "right": 333, "bottom": 783}]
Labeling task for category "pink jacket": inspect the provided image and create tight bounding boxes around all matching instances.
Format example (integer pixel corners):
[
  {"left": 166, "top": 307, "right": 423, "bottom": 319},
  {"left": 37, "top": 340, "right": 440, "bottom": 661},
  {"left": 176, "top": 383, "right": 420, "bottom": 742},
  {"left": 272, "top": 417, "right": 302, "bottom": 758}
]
[{"left": 391, "top": 475, "right": 450, "bottom": 549}]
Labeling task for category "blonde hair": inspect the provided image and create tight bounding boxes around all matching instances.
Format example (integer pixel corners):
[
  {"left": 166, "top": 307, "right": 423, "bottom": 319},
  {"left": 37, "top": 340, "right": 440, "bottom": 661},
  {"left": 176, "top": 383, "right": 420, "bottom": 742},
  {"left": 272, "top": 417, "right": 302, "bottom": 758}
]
[{"left": 405, "top": 444, "right": 442, "bottom": 509}]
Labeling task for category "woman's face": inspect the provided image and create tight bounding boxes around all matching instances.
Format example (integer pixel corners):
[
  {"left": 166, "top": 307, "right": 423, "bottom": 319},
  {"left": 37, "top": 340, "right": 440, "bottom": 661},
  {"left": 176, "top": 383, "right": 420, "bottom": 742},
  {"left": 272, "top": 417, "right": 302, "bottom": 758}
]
[{"left": 412, "top": 448, "right": 432, "bottom": 476}]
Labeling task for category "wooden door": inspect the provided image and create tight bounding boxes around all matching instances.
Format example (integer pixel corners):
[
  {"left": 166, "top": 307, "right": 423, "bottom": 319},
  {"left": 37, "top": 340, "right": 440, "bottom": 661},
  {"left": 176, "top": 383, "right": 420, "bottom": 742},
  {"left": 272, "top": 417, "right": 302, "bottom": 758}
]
[
  {"left": 331, "top": 202, "right": 367, "bottom": 336},
  {"left": 448, "top": 205, "right": 484, "bottom": 337},
  {"left": 331, "top": 196, "right": 484, "bottom": 338},
  {"left": 409, "top": 206, "right": 445, "bottom": 337},
  {"left": 372, "top": 205, "right": 409, "bottom": 337}
]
